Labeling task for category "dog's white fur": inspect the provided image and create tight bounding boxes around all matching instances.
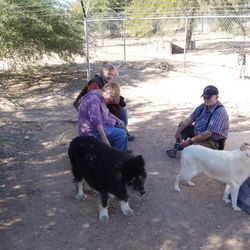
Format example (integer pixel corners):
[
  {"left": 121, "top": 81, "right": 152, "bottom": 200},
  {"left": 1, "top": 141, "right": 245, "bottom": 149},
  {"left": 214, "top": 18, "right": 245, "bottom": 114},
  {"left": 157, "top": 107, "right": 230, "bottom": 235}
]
[
  {"left": 174, "top": 144, "right": 250, "bottom": 211},
  {"left": 75, "top": 181, "right": 134, "bottom": 222}
]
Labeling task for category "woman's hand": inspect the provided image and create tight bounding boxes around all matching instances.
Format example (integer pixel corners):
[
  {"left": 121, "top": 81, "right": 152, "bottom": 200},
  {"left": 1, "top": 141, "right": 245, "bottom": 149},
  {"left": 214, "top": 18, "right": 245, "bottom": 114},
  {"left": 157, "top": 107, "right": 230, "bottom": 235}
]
[
  {"left": 115, "top": 120, "right": 124, "bottom": 128},
  {"left": 96, "top": 124, "right": 111, "bottom": 147},
  {"left": 101, "top": 136, "right": 111, "bottom": 147}
]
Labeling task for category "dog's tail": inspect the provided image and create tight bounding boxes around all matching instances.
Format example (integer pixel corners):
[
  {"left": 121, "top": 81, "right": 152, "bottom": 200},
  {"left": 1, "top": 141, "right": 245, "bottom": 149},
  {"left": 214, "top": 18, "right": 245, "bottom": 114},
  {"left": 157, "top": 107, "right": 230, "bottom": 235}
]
[{"left": 174, "top": 175, "right": 181, "bottom": 192}]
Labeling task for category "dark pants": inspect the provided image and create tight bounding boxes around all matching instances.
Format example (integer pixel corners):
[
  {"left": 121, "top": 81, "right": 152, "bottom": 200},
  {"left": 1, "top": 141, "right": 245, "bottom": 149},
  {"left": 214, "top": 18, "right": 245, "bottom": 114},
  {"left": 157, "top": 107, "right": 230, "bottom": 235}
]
[
  {"left": 107, "top": 105, "right": 128, "bottom": 127},
  {"left": 179, "top": 125, "right": 195, "bottom": 141},
  {"left": 179, "top": 124, "right": 225, "bottom": 150}
]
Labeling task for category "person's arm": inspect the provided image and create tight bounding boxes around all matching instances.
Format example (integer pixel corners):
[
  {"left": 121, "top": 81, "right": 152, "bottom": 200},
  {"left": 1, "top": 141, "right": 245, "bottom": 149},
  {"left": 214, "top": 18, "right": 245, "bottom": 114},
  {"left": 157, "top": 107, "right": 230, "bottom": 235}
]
[
  {"left": 175, "top": 117, "right": 193, "bottom": 141},
  {"left": 107, "top": 109, "right": 125, "bottom": 127},
  {"left": 73, "top": 81, "right": 100, "bottom": 110},
  {"left": 73, "top": 87, "right": 87, "bottom": 110},
  {"left": 180, "top": 130, "right": 213, "bottom": 148},
  {"left": 96, "top": 124, "right": 111, "bottom": 147},
  {"left": 87, "top": 95, "right": 111, "bottom": 147},
  {"left": 177, "top": 104, "right": 206, "bottom": 147}
]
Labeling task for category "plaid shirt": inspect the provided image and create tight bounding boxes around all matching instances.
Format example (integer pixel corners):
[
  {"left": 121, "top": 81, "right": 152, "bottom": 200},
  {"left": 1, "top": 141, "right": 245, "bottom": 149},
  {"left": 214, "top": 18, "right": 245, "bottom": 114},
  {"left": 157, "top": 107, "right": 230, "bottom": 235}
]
[{"left": 190, "top": 101, "right": 229, "bottom": 140}]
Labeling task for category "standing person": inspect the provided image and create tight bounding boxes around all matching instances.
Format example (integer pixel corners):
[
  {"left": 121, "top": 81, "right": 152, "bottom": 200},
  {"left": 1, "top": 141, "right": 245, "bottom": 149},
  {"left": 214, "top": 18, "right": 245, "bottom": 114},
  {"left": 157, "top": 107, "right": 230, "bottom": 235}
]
[
  {"left": 167, "top": 85, "right": 229, "bottom": 158},
  {"left": 73, "top": 62, "right": 134, "bottom": 141},
  {"left": 78, "top": 82, "right": 128, "bottom": 151}
]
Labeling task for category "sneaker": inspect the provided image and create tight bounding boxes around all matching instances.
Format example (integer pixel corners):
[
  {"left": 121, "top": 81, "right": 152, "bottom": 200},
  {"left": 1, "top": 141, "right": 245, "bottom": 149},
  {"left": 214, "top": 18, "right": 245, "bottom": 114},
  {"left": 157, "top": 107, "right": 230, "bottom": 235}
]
[
  {"left": 166, "top": 143, "right": 183, "bottom": 159},
  {"left": 166, "top": 149, "right": 181, "bottom": 159},
  {"left": 166, "top": 149, "right": 177, "bottom": 158},
  {"left": 127, "top": 132, "right": 135, "bottom": 141}
]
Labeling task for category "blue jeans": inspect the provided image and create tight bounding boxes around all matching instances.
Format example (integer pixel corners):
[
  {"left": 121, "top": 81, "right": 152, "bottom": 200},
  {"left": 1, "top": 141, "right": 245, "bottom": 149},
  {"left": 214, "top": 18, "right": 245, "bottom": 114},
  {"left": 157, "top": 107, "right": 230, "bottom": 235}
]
[
  {"left": 93, "top": 127, "right": 128, "bottom": 151},
  {"left": 116, "top": 107, "right": 128, "bottom": 127},
  {"left": 107, "top": 106, "right": 128, "bottom": 127}
]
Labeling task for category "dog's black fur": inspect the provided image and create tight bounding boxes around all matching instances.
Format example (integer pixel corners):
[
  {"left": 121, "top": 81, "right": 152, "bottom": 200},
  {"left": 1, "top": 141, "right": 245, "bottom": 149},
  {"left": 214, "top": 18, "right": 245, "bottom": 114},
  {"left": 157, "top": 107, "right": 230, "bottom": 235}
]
[{"left": 68, "top": 136, "right": 146, "bottom": 221}]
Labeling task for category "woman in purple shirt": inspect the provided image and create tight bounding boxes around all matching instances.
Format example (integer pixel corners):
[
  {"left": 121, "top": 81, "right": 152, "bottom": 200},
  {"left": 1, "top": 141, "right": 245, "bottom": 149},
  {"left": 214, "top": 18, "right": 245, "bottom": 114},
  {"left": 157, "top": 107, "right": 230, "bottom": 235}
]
[{"left": 78, "top": 82, "right": 128, "bottom": 151}]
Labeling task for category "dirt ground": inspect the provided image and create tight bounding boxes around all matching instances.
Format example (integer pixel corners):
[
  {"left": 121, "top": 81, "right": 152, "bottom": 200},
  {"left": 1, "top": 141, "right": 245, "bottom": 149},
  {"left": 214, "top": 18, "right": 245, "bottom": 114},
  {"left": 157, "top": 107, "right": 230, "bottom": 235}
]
[{"left": 1, "top": 59, "right": 250, "bottom": 250}]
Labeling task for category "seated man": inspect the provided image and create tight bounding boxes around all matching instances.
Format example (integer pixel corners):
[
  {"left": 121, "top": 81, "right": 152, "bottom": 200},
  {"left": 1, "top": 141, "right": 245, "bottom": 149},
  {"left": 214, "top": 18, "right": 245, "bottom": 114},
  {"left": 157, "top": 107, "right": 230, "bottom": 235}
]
[
  {"left": 167, "top": 85, "right": 229, "bottom": 158},
  {"left": 78, "top": 82, "right": 128, "bottom": 151}
]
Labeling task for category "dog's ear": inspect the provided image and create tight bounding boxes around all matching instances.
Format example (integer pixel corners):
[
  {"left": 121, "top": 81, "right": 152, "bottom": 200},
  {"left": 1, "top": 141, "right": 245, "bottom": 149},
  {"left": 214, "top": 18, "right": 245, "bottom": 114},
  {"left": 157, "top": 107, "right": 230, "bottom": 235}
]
[
  {"left": 135, "top": 155, "right": 146, "bottom": 178},
  {"left": 135, "top": 155, "right": 145, "bottom": 166},
  {"left": 115, "top": 172, "right": 122, "bottom": 180}
]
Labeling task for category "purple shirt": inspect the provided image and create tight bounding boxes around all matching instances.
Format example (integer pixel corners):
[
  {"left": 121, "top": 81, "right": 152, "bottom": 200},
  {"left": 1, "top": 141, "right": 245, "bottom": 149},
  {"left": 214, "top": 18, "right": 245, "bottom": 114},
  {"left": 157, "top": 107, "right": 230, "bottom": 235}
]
[{"left": 78, "top": 90, "right": 120, "bottom": 136}]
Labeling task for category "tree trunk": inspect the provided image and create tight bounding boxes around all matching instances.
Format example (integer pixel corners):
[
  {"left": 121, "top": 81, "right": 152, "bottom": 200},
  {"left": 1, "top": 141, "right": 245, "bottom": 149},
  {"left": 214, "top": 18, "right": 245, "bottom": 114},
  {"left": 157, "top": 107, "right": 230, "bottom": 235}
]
[{"left": 185, "top": 18, "right": 195, "bottom": 50}]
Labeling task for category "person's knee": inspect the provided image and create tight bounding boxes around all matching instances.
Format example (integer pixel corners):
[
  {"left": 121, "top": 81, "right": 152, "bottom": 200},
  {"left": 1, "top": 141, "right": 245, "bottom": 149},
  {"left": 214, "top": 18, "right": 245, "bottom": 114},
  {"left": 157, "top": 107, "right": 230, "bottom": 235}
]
[{"left": 119, "top": 128, "right": 127, "bottom": 139}]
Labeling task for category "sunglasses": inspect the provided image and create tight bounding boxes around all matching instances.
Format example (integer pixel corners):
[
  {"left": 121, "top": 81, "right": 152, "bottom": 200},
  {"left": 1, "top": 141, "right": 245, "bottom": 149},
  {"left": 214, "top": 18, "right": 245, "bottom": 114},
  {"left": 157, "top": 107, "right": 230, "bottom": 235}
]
[{"left": 203, "top": 96, "right": 212, "bottom": 100}]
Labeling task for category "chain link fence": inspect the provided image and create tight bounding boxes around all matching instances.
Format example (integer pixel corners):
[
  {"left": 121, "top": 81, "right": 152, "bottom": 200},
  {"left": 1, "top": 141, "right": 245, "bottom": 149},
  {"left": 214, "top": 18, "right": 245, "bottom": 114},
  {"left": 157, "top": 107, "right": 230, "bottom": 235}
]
[{"left": 85, "top": 15, "right": 250, "bottom": 80}]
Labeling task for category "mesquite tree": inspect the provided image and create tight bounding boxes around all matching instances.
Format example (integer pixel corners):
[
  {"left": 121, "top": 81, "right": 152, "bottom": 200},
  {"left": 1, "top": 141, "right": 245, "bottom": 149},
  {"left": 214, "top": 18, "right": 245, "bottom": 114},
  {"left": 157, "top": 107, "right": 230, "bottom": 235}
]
[{"left": 0, "top": 0, "right": 83, "bottom": 67}]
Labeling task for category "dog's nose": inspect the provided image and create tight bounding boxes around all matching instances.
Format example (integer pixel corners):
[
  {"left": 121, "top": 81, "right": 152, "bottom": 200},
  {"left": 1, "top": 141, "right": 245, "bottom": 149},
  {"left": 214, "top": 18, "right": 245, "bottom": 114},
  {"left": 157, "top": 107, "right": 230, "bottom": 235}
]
[{"left": 139, "top": 190, "right": 145, "bottom": 195}]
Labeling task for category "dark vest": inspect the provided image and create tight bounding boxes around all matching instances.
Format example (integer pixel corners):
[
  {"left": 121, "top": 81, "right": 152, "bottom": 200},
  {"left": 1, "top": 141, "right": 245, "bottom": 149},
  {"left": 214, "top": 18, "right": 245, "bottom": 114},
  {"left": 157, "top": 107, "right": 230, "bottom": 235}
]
[{"left": 73, "top": 75, "right": 105, "bottom": 110}]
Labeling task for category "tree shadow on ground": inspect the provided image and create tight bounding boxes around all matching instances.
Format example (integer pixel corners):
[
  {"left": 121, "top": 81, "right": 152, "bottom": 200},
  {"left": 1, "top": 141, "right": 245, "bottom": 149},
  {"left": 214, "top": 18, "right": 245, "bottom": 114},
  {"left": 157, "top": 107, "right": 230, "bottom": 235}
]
[{"left": 1, "top": 62, "right": 250, "bottom": 249}]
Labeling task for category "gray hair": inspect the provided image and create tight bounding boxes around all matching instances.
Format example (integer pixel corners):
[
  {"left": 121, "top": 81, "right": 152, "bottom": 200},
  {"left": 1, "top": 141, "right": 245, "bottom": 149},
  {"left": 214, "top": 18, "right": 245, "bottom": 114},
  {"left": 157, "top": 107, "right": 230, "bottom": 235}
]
[{"left": 100, "top": 62, "right": 118, "bottom": 77}]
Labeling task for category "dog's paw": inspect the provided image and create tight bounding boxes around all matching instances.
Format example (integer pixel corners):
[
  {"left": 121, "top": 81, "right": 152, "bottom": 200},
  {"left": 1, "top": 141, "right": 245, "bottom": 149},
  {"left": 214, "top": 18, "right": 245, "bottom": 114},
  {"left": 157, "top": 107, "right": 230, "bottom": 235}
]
[
  {"left": 99, "top": 215, "right": 109, "bottom": 223},
  {"left": 233, "top": 206, "right": 242, "bottom": 211},
  {"left": 186, "top": 181, "right": 195, "bottom": 186},
  {"left": 122, "top": 208, "right": 134, "bottom": 216},
  {"left": 223, "top": 198, "right": 231, "bottom": 204},
  {"left": 174, "top": 183, "right": 180, "bottom": 192},
  {"left": 120, "top": 201, "right": 134, "bottom": 216},
  {"left": 75, "top": 193, "right": 87, "bottom": 200},
  {"left": 99, "top": 207, "right": 109, "bottom": 223}
]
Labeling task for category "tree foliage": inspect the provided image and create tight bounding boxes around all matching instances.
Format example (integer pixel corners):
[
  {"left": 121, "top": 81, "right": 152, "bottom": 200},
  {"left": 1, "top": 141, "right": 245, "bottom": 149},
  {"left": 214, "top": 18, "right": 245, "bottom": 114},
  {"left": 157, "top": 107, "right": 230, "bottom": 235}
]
[
  {"left": 124, "top": 0, "right": 204, "bottom": 37},
  {"left": 124, "top": 0, "right": 247, "bottom": 39},
  {"left": 0, "top": 0, "right": 247, "bottom": 67},
  {"left": 0, "top": 0, "right": 83, "bottom": 67}
]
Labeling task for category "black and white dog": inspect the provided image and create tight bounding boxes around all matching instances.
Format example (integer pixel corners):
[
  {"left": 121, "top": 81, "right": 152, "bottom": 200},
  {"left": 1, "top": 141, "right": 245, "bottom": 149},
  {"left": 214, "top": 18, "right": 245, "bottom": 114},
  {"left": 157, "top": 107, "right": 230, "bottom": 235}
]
[{"left": 68, "top": 136, "right": 147, "bottom": 222}]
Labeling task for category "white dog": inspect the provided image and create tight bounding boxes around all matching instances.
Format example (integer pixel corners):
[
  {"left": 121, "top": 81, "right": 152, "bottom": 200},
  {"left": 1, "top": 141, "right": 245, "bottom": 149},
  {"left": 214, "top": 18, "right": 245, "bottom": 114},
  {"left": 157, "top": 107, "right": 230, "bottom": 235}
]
[{"left": 174, "top": 144, "right": 250, "bottom": 211}]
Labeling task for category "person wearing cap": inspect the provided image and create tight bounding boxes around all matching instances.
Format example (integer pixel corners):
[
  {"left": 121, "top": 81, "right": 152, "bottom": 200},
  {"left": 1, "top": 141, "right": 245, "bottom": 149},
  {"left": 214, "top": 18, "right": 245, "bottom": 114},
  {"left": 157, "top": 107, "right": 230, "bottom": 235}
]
[{"left": 167, "top": 85, "right": 229, "bottom": 158}]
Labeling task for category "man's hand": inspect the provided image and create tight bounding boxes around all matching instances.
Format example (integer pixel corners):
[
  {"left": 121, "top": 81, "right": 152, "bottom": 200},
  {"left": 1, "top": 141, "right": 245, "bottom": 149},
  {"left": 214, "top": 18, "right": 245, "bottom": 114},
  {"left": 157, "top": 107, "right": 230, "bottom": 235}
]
[{"left": 180, "top": 139, "right": 193, "bottom": 148}]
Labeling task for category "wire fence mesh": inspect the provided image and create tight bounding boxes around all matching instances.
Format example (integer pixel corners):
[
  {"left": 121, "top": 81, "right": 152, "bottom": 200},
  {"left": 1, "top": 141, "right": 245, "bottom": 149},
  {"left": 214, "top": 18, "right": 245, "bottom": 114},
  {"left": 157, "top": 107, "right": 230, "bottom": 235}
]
[{"left": 86, "top": 15, "right": 250, "bottom": 80}]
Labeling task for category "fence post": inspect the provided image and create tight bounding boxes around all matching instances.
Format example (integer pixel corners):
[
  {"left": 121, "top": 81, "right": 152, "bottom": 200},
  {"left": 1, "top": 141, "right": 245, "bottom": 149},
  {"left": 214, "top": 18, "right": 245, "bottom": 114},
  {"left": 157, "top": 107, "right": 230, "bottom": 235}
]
[
  {"left": 123, "top": 16, "right": 127, "bottom": 64},
  {"left": 183, "top": 16, "right": 188, "bottom": 70},
  {"left": 81, "top": 0, "right": 90, "bottom": 80}
]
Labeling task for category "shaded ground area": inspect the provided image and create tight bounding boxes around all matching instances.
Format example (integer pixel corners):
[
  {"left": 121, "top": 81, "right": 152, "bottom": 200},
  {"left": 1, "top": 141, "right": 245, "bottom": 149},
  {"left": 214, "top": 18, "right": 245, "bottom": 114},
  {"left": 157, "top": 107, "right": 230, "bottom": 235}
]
[{"left": 0, "top": 61, "right": 250, "bottom": 250}]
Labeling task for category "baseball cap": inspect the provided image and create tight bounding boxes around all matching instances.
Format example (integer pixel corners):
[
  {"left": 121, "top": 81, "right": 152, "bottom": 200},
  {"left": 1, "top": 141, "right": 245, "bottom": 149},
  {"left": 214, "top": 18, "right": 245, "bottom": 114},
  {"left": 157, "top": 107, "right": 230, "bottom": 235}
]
[{"left": 201, "top": 85, "right": 219, "bottom": 98}]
